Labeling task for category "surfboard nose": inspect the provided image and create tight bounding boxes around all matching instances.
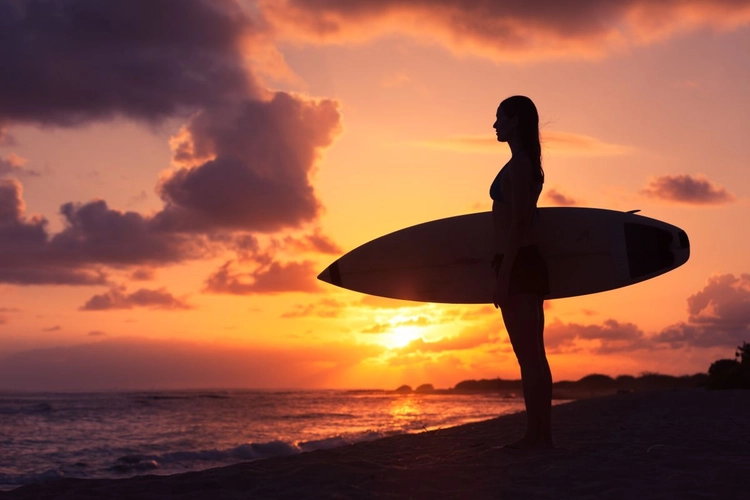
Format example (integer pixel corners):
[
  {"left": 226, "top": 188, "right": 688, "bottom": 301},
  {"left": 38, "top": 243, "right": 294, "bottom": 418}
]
[
  {"left": 317, "top": 261, "right": 342, "bottom": 286},
  {"left": 317, "top": 267, "right": 330, "bottom": 283}
]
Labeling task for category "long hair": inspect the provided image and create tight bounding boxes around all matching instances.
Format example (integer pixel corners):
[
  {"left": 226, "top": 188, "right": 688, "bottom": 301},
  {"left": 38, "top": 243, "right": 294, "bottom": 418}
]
[{"left": 499, "top": 95, "right": 544, "bottom": 185}]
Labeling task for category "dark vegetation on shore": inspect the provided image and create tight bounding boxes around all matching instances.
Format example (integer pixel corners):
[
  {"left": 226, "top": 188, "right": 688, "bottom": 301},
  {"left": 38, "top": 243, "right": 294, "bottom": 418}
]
[
  {"left": 707, "top": 341, "right": 750, "bottom": 389},
  {"left": 391, "top": 342, "right": 750, "bottom": 398}
]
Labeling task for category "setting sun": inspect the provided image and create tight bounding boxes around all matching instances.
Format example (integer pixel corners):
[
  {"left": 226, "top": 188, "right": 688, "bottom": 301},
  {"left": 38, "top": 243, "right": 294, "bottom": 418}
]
[{"left": 384, "top": 324, "right": 425, "bottom": 350}]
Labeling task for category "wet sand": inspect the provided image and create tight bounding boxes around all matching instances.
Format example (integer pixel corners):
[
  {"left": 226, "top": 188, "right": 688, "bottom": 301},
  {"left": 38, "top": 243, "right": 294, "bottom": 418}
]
[{"left": 3, "top": 389, "right": 748, "bottom": 499}]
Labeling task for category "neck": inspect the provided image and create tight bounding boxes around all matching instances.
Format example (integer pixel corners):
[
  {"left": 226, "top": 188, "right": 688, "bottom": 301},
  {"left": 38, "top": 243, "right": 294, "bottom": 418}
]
[{"left": 508, "top": 134, "right": 523, "bottom": 157}]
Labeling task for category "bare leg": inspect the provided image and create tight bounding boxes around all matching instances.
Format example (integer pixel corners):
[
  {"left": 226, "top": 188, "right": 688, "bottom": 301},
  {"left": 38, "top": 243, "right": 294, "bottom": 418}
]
[
  {"left": 501, "top": 294, "right": 553, "bottom": 449},
  {"left": 536, "top": 298, "right": 553, "bottom": 447}
]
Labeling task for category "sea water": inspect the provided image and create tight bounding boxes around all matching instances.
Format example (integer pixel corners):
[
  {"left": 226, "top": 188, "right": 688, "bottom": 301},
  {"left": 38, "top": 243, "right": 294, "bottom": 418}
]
[{"left": 0, "top": 389, "right": 531, "bottom": 490}]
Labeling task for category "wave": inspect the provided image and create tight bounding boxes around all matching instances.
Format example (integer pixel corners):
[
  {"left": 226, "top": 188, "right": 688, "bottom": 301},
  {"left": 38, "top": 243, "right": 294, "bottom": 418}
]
[
  {"left": 0, "top": 401, "right": 53, "bottom": 415},
  {"left": 0, "top": 469, "right": 65, "bottom": 490},
  {"left": 105, "top": 430, "right": 402, "bottom": 476},
  {"left": 278, "top": 412, "right": 357, "bottom": 420}
]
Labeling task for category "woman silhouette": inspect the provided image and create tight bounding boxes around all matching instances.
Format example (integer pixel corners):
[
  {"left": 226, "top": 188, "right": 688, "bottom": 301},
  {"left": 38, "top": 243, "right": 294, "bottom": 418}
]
[{"left": 490, "top": 95, "right": 553, "bottom": 449}]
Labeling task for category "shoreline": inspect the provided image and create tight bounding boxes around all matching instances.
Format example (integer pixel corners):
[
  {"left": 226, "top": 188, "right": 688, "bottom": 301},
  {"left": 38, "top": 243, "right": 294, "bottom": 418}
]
[{"left": 2, "top": 389, "right": 748, "bottom": 499}]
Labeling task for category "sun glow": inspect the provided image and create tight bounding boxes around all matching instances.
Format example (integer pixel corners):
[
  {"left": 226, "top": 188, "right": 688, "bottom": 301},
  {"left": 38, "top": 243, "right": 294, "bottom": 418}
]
[{"left": 382, "top": 325, "right": 423, "bottom": 349}]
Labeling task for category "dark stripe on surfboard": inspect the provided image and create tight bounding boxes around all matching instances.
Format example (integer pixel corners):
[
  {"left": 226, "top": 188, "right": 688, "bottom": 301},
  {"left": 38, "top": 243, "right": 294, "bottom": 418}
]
[
  {"left": 328, "top": 261, "right": 342, "bottom": 287},
  {"left": 624, "top": 223, "right": 675, "bottom": 279}
]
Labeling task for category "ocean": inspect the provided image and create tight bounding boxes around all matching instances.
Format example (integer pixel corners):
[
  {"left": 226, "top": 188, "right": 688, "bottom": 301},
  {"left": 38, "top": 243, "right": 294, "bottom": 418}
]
[{"left": 0, "top": 389, "right": 542, "bottom": 490}]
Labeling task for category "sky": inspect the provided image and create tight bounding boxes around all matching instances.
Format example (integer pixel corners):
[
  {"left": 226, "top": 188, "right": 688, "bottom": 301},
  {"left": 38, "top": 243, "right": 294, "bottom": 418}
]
[{"left": 1, "top": 0, "right": 749, "bottom": 391}]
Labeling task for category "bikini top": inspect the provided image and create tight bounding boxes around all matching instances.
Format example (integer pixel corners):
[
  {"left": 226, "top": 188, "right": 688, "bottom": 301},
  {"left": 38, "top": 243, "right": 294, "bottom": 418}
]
[
  {"left": 489, "top": 166, "right": 508, "bottom": 203},
  {"left": 490, "top": 164, "right": 542, "bottom": 205}
]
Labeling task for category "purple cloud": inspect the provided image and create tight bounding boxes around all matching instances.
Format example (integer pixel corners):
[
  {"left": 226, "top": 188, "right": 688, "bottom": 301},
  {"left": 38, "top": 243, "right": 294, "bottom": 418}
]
[
  {"left": 261, "top": 0, "right": 750, "bottom": 61},
  {"left": 0, "top": 153, "right": 38, "bottom": 177},
  {"left": 204, "top": 259, "right": 322, "bottom": 295},
  {"left": 0, "top": 1, "right": 344, "bottom": 289},
  {"left": 80, "top": 286, "right": 193, "bottom": 311},
  {"left": 641, "top": 174, "right": 735, "bottom": 205},
  {"left": 654, "top": 274, "right": 750, "bottom": 348},
  {"left": 543, "top": 273, "right": 750, "bottom": 354},
  {"left": 156, "top": 93, "right": 341, "bottom": 233},
  {"left": 544, "top": 188, "right": 577, "bottom": 206},
  {"left": 0, "top": 180, "right": 210, "bottom": 284},
  {"left": 0, "top": 0, "right": 257, "bottom": 126}
]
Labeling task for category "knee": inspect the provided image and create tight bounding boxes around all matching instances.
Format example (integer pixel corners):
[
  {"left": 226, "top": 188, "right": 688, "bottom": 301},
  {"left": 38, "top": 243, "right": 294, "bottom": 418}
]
[{"left": 508, "top": 335, "right": 540, "bottom": 363}]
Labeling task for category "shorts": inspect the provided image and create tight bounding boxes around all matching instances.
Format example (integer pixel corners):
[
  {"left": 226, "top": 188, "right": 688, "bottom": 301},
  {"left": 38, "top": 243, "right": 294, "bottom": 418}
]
[{"left": 492, "top": 245, "right": 550, "bottom": 296}]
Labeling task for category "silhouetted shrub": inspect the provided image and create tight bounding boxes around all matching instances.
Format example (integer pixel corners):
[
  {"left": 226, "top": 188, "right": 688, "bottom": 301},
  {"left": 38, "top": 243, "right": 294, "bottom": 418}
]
[
  {"left": 415, "top": 384, "right": 435, "bottom": 394},
  {"left": 577, "top": 374, "right": 615, "bottom": 388},
  {"left": 737, "top": 341, "right": 749, "bottom": 366},
  {"left": 708, "top": 342, "right": 750, "bottom": 390},
  {"left": 708, "top": 359, "right": 741, "bottom": 389}
]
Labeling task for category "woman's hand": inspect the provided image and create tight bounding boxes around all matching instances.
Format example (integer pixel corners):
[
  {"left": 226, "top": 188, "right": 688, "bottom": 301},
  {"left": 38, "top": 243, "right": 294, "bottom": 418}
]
[{"left": 493, "top": 272, "right": 510, "bottom": 309}]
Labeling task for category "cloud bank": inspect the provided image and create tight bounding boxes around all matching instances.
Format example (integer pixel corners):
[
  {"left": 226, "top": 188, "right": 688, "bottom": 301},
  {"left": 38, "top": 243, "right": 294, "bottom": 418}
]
[
  {"left": 0, "top": 0, "right": 255, "bottom": 126},
  {"left": 261, "top": 0, "right": 750, "bottom": 61}
]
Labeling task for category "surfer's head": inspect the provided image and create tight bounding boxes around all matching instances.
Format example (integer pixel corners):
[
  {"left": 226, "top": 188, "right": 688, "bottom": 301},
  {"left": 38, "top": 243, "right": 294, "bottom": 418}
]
[{"left": 497, "top": 95, "right": 544, "bottom": 184}]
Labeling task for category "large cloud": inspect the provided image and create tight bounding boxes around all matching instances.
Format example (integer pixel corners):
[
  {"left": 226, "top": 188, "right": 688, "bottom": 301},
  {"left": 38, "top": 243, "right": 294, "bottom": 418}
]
[
  {"left": 157, "top": 93, "right": 341, "bottom": 233},
  {"left": 0, "top": 0, "right": 344, "bottom": 290},
  {"left": 654, "top": 274, "right": 750, "bottom": 348},
  {"left": 260, "top": 0, "right": 750, "bottom": 61},
  {"left": 0, "top": 0, "right": 257, "bottom": 126}
]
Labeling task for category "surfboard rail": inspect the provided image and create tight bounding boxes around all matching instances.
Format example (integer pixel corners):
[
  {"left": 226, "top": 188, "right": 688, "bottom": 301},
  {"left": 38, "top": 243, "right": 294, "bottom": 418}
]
[{"left": 318, "top": 208, "right": 689, "bottom": 304}]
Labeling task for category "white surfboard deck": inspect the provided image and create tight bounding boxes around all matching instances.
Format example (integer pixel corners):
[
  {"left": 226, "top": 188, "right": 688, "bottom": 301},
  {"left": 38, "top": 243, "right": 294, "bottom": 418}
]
[{"left": 318, "top": 208, "right": 690, "bottom": 303}]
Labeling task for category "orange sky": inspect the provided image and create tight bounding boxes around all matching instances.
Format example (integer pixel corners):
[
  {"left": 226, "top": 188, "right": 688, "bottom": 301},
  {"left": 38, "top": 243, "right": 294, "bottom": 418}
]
[{"left": 1, "top": 0, "right": 749, "bottom": 390}]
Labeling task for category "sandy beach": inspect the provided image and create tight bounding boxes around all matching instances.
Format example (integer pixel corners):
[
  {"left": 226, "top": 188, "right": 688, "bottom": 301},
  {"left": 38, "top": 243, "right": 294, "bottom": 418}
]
[{"left": 2, "top": 389, "right": 748, "bottom": 499}]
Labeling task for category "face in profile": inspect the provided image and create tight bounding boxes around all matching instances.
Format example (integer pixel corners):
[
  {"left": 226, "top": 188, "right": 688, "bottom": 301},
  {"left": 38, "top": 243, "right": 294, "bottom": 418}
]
[{"left": 493, "top": 106, "right": 517, "bottom": 143}]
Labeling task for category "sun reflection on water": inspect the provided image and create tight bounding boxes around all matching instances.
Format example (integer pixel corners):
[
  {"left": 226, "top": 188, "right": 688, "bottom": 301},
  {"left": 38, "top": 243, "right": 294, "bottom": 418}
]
[{"left": 389, "top": 395, "right": 422, "bottom": 425}]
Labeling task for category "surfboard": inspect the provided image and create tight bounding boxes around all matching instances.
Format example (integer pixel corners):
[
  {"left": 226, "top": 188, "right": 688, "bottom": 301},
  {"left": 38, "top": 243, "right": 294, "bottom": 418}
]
[{"left": 317, "top": 208, "right": 689, "bottom": 303}]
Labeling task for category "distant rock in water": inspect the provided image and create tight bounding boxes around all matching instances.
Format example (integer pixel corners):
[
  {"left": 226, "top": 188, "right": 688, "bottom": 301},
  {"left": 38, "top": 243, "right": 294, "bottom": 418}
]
[
  {"left": 394, "top": 385, "right": 412, "bottom": 393},
  {"left": 415, "top": 384, "right": 434, "bottom": 394},
  {"left": 454, "top": 378, "right": 521, "bottom": 392}
]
